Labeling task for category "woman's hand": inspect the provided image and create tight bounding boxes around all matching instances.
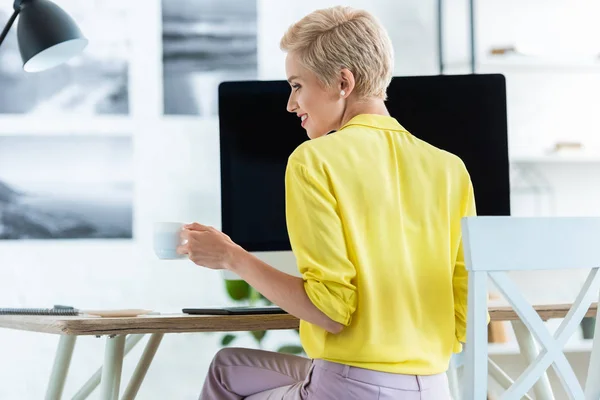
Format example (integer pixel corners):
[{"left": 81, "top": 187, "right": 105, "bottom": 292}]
[{"left": 177, "top": 222, "right": 242, "bottom": 270}]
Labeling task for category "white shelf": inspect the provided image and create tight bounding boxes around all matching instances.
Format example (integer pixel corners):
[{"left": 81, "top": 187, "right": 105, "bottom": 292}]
[
  {"left": 488, "top": 338, "right": 594, "bottom": 356},
  {"left": 446, "top": 54, "right": 600, "bottom": 72},
  {"left": 510, "top": 154, "right": 600, "bottom": 164},
  {"left": 481, "top": 55, "right": 600, "bottom": 71}
]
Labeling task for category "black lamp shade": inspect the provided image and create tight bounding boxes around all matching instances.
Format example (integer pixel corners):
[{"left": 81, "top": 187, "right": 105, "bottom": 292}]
[{"left": 17, "top": 0, "right": 88, "bottom": 72}]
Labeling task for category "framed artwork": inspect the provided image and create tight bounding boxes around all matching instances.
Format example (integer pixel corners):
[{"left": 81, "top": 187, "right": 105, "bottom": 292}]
[
  {"left": 0, "top": 135, "right": 133, "bottom": 239},
  {"left": 162, "top": 0, "right": 257, "bottom": 116}
]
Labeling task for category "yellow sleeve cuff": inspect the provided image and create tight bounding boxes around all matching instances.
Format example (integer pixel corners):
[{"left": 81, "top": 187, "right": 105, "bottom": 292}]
[{"left": 304, "top": 280, "right": 356, "bottom": 326}]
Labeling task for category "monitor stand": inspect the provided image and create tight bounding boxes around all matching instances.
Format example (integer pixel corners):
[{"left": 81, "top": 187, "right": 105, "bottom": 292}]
[{"left": 221, "top": 250, "right": 300, "bottom": 280}]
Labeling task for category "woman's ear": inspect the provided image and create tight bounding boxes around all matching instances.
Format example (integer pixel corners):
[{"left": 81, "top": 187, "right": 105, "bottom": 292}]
[{"left": 339, "top": 68, "right": 355, "bottom": 98}]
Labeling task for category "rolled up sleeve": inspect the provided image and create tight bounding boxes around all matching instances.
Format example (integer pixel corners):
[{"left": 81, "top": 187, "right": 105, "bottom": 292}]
[{"left": 285, "top": 160, "right": 357, "bottom": 326}]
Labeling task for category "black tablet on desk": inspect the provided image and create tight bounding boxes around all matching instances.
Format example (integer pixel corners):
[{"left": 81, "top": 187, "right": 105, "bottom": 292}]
[{"left": 182, "top": 306, "right": 287, "bottom": 315}]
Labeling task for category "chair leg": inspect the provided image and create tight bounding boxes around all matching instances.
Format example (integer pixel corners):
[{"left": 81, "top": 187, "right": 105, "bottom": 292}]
[
  {"left": 511, "top": 320, "right": 555, "bottom": 400},
  {"left": 584, "top": 298, "right": 600, "bottom": 400},
  {"left": 488, "top": 358, "right": 533, "bottom": 400},
  {"left": 447, "top": 365, "right": 461, "bottom": 400},
  {"left": 464, "top": 270, "right": 489, "bottom": 400}
]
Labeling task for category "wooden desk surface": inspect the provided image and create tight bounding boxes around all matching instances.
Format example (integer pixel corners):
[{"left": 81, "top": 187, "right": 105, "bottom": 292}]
[{"left": 0, "top": 303, "right": 596, "bottom": 336}]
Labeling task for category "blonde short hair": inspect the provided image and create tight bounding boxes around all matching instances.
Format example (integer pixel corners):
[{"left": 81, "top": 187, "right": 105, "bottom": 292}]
[{"left": 280, "top": 6, "right": 394, "bottom": 100}]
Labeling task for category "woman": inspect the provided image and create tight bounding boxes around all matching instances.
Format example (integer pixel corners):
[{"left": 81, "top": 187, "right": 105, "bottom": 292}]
[{"left": 178, "top": 6, "right": 475, "bottom": 399}]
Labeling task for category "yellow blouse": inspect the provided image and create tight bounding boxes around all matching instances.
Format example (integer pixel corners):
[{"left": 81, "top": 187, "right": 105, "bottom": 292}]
[{"left": 285, "top": 114, "right": 476, "bottom": 375}]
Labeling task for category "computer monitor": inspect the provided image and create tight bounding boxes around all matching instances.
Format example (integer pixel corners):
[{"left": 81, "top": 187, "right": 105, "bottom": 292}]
[{"left": 218, "top": 74, "right": 510, "bottom": 278}]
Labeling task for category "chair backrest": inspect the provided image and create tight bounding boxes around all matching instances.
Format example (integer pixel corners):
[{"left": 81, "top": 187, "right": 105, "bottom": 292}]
[{"left": 461, "top": 216, "right": 600, "bottom": 400}]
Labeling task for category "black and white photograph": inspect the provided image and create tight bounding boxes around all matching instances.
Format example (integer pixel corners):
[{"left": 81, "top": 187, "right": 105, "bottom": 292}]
[
  {"left": 0, "top": 135, "right": 133, "bottom": 240},
  {"left": 0, "top": 0, "right": 130, "bottom": 115},
  {"left": 162, "top": 0, "right": 258, "bottom": 116}
]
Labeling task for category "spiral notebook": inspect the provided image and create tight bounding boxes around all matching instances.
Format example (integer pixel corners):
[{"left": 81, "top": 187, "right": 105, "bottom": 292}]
[
  {"left": 0, "top": 306, "right": 155, "bottom": 317},
  {"left": 0, "top": 305, "right": 79, "bottom": 316}
]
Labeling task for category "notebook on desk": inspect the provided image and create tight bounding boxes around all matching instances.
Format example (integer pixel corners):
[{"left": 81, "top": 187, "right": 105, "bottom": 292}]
[
  {"left": 0, "top": 306, "right": 154, "bottom": 318},
  {"left": 0, "top": 306, "right": 79, "bottom": 316}
]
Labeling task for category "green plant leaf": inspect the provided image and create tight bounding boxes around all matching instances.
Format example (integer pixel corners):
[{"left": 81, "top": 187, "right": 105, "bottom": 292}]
[
  {"left": 225, "top": 280, "right": 251, "bottom": 301},
  {"left": 251, "top": 330, "right": 267, "bottom": 343},
  {"left": 221, "top": 334, "right": 236, "bottom": 346},
  {"left": 259, "top": 293, "right": 273, "bottom": 305},
  {"left": 277, "top": 345, "right": 304, "bottom": 355},
  {"left": 248, "top": 286, "right": 261, "bottom": 305}
]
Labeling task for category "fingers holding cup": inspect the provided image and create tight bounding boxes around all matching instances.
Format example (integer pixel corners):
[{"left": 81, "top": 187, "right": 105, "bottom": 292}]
[{"left": 184, "top": 222, "right": 209, "bottom": 232}]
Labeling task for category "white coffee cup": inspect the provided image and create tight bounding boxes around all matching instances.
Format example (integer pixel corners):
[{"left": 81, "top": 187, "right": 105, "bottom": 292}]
[{"left": 153, "top": 222, "right": 187, "bottom": 260}]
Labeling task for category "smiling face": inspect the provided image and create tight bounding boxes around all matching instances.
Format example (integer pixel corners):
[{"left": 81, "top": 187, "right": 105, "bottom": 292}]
[
  {"left": 280, "top": 7, "right": 395, "bottom": 137},
  {"left": 285, "top": 52, "right": 345, "bottom": 139}
]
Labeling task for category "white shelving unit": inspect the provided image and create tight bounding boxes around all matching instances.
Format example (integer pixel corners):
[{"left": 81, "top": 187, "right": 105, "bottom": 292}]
[
  {"left": 511, "top": 153, "right": 600, "bottom": 164},
  {"left": 482, "top": 54, "right": 600, "bottom": 70},
  {"left": 446, "top": 58, "right": 600, "bottom": 74}
]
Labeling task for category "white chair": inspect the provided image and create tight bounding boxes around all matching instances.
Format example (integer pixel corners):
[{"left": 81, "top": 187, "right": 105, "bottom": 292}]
[{"left": 461, "top": 216, "right": 600, "bottom": 400}]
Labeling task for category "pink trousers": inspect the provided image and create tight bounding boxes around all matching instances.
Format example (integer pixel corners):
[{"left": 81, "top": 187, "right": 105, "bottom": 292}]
[{"left": 200, "top": 347, "right": 451, "bottom": 399}]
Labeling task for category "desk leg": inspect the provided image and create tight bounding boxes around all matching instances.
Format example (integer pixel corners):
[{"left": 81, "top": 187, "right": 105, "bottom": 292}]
[
  {"left": 45, "top": 335, "right": 77, "bottom": 400},
  {"left": 100, "top": 335, "right": 126, "bottom": 400},
  {"left": 512, "top": 320, "right": 555, "bottom": 400},
  {"left": 72, "top": 335, "right": 145, "bottom": 400},
  {"left": 121, "top": 333, "right": 164, "bottom": 400}
]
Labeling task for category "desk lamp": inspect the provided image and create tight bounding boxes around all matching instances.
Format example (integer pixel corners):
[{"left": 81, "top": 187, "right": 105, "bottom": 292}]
[{"left": 0, "top": 0, "right": 87, "bottom": 72}]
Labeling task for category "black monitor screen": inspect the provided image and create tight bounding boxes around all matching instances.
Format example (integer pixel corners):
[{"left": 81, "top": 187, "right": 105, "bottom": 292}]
[{"left": 219, "top": 74, "right": 510, "bottom": 251}]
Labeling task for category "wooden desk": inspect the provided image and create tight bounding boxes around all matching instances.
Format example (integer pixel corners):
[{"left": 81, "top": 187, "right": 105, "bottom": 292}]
[
  {"left": 0, "top": 303, "right": 595, "bottom": 336},
  {"left": 0, "top": 303, "right": 596, "bottom": 400},
  {"left": 0, "top": 313, "right": 300, "bottom": 336}
]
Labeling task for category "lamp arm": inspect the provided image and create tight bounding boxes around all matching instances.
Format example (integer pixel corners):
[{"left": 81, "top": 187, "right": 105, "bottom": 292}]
[{"left": 0, "top": 9, "right": 20, "bottom": 47}]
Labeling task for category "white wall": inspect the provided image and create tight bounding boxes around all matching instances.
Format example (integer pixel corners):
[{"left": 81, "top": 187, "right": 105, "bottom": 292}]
[
  {"left": 257, "top": 0, "right": 438, "bottom": 80},
  {"left": 1, "top": 0, "right": 599, "bottom": 398}
]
